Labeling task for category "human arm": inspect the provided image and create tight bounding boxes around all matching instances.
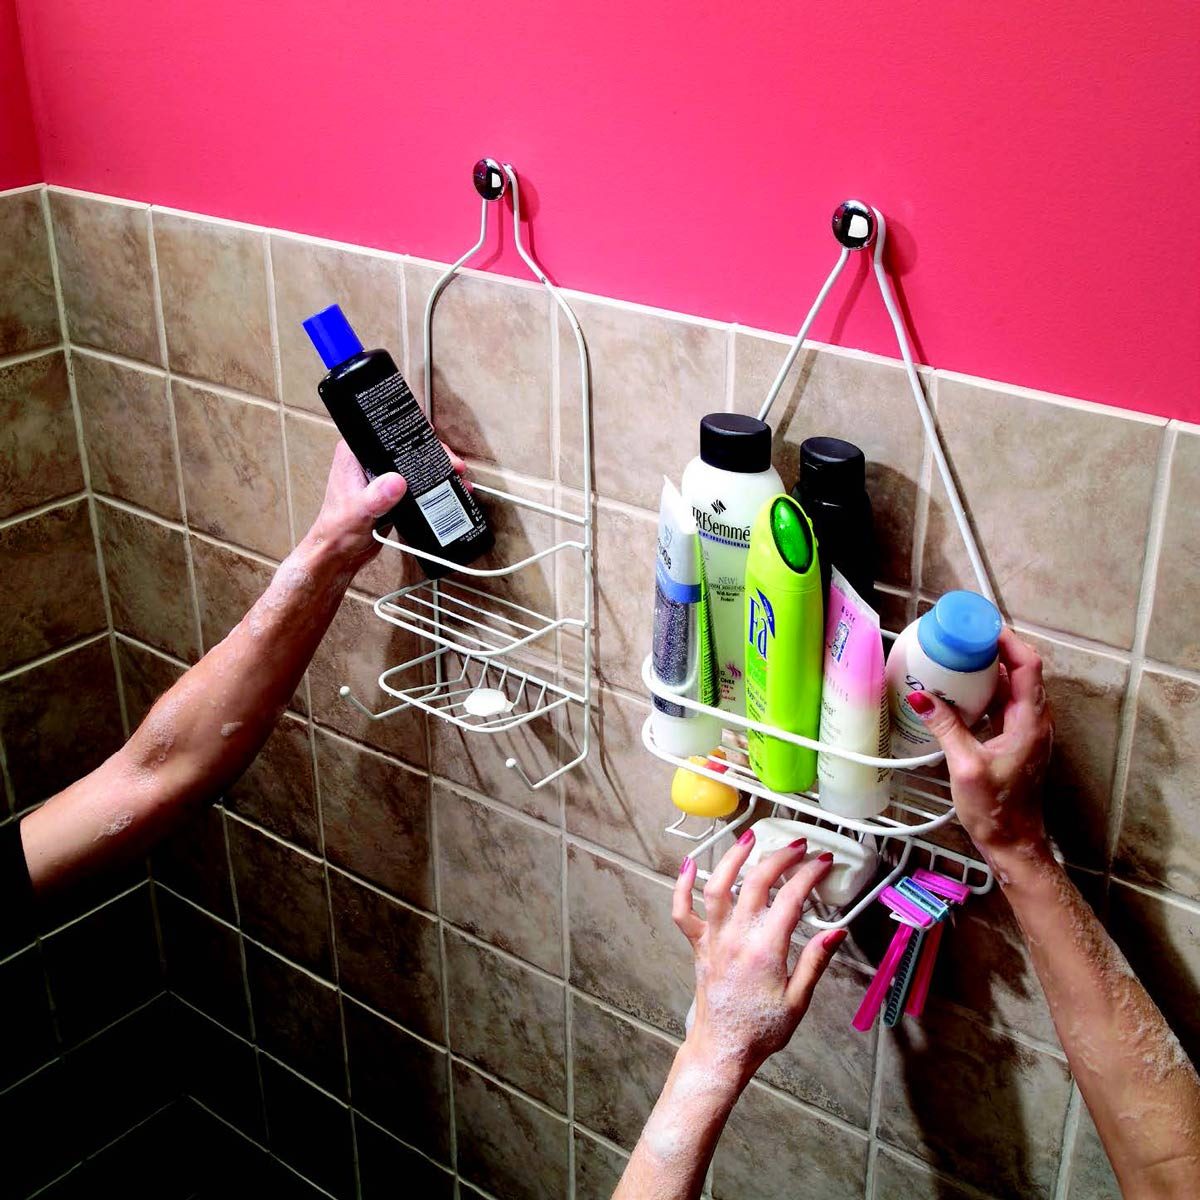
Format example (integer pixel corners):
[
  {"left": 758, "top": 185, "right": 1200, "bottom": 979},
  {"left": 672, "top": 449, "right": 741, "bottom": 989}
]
[
  {"left": 613, "top": 834, "right": 846, "bottom": 1200},
  {"left": 909, "top": 628, "right": 1200, "bottom": 1199},
  {"left": 19, "top": 441, "right": 467, "bottom": 894}
]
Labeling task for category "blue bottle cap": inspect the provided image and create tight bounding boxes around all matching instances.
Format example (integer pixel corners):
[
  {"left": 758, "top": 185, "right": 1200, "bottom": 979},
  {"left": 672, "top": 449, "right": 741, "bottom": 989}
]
[
  {"left": 917, "top": 591, "right": 1002, "bottom": 672},
  {"left": 302, "top": 304, "right": 363, "bottom": 369}
]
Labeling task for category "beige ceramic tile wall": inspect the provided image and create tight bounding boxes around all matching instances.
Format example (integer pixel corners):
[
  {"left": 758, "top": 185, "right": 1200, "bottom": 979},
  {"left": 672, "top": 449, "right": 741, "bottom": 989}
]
[
  {"left": 14, "top": 180, "right": 1197, "bottom": 1200},
  {"left": 0, "top": 186, "right": 175, "bottom": 1199}
]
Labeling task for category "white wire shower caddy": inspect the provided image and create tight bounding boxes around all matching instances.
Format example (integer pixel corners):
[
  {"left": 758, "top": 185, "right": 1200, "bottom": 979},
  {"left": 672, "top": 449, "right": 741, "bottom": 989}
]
[
  {"left": 340, "top": 158, "right": 593, "bottom": 791},
  {"left": 642, "top": 200, "right": 996, "bottom": 926}
]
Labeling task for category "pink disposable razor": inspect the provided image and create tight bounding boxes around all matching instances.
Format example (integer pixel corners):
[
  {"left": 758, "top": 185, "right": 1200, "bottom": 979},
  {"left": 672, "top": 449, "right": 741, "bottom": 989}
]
[
  {"left": 904, "top": 921, "right": 945, "bottom": 1017},
  {"left": 852, "top": 921, "right": 915, "bottom": 1032},
  {"left": 901, "top": 869, "right": 970, "bottom": 1017},
  {"left": 913, "top": 868, "right": 971, "bottom": 904},
  {"left": 879, "top": 885, "right": 934, "bottom": 928},
  {"left": 852, "top": 885, "right": 933, "bottom": 1031}
]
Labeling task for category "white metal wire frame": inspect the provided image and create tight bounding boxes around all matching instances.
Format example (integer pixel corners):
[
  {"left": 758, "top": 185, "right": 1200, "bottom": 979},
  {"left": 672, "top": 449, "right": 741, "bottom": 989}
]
[
  {"left": 339, "top": 160, "right": 593, "bottom": 791},
  {"left": 648, "top": 200, "right": 999, "bottom": 923}
]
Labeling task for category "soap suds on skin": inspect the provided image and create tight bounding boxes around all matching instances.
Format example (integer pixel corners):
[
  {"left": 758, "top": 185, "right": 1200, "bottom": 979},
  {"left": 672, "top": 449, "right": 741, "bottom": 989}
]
[
  {"left": 93, "top": 811, "right": 133, "bottom": 840},
  {"left": 642, "top": 1060, "right": 732, "bottom": 1168},
  {"left": 1037, "top": 859, "right": 1200, "bottom": 1092},
  {"left": 142, "top": 697, "right": 182, "bottom": 765},
  {"left": 220, "top": 721, "right": 244, "bottom": 738},
  {"left": 246, "top": 556, "right": 316, "bottom": 638}
]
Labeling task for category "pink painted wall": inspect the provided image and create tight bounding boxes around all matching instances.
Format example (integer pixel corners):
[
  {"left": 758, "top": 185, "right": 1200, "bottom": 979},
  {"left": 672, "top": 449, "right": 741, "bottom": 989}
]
[
  {"left": 13, "top": 0, "right": 1200, "bottom": 420},
  {"left": 0, "top": 0, "right": 40, "bottom": 188}
]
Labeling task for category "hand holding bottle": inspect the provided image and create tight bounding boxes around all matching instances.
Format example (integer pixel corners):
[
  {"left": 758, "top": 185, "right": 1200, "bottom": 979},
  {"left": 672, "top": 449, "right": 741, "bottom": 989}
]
[
  {"left": 310, "top": 439, "right": 470, "bottom": 572},
  {"left": 907, "top": 628, "right": 1054, "bottom": 863}
]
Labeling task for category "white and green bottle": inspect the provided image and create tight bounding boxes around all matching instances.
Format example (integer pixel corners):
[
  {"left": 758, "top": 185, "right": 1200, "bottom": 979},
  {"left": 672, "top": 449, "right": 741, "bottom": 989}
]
[
  {"left": 681, "top": 414, "right": 783, "bottom": 715},
  {"left": 744, "top": 495, "right": 825, "bottom": 793}
]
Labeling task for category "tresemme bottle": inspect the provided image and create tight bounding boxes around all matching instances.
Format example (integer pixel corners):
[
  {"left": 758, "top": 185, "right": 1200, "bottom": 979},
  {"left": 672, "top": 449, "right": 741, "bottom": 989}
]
[{"left": 303, "top": 304, "right": 493, "bottom": 579}]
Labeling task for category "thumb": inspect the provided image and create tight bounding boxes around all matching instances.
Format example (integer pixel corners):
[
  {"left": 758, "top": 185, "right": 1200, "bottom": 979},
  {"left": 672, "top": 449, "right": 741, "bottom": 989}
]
[
  {"left": 906, "top": 690, "right": 980, "bottom": 769},
  {"left": 361, "top": 472, "right": 407, "bottom": 520}
]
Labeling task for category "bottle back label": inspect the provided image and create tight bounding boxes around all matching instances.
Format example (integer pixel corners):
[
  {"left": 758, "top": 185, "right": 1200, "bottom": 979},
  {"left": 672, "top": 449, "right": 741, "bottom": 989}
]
[
  {"left": 352, "top": 371, "right": 486, "bottom": 543},
  {"left": 355, "top": 373, "right": 452, "bottom": 496}
]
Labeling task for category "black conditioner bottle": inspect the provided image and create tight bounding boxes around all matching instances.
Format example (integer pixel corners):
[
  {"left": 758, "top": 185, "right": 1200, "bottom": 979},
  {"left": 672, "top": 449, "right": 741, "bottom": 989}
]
[{"left": 303, "top": 304, "right": 493, "bottom": 579}]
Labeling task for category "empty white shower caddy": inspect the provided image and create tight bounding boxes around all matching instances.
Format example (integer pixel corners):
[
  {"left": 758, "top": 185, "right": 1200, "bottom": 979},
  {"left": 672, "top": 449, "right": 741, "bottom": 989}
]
[
  {"left": 340, "top": 158, "right": 593, "bottom": 792},
  {"left": 642, "top": 200, "right": 998, "bottom": 928}
]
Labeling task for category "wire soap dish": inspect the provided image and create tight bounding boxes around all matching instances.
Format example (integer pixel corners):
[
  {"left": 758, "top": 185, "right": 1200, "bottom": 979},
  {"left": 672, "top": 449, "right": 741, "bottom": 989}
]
[
  {"left": 644, "top": 199, "right": 998, "bottom": 924},
  {"left": 339, "top": 158, "right": 594, "bottom": 791}
]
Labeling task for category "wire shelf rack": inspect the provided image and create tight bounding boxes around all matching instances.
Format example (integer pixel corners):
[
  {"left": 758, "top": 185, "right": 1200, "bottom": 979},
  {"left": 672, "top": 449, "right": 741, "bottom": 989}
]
[
  {"left": 339, "top": 157, "right": 593, "bottom": 791},
  {"left": 375, "top": 576, "right": 584, "bottom": 659},
  {"left": 342, "top": 648, "right": 580, "bottom": 734},
  {"left": 681, "top": 794, "right": 992, "bottom": 932},
  {"left": 646, "top": 198, "right": 999, "bottom": 922}
]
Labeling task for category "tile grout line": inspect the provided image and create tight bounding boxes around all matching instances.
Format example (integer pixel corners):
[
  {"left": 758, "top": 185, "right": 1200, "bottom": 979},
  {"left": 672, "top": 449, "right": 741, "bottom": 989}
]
[
  {"left": 39, "top": 189, "right": 130, "bottom": 740},
  {"left": 1110, "top": 871, "right": 1200, "bottom": 916},
  {"left": 429, "top": 772, "right": 462, "bottom": 1181},
  {"left": 356, "top": 1107, "right": 457, "bottom": 1179},
  {"left": 0, "top": 342, "right": 65, "bottom": 370},
  {"left": 21, "top": 1096, "right": 182, "bottom": 1199},
  {"left": 146, "top": 208, "right": 206, "bottom": 669},
  {"left": 871, "top": 1141, "right": 1003, "bottom": 1200},
  {"left": 1052, "top": 1082, "right": 1085, "bottom": 1200},
  {"left": 29, "top": 876, "right": 151, "bottom": 944},
  {"left": 907, "top": 370, "right": 937, "bottom": 627},
  {"left": 0, "top": 489, "right": 87, "bottom": 529},
  {"left": 305, "top": 687, "right": 366, "bottom": 1198},
  {"left": 560, "top": 779, "right": 576, "bottom": 1199},
  {"left": 0, "top": 729, "right": 15, "bottom": 815},
  {"left": 265, "top": 233, "right": 301, "bottom": 555},
  {"left": 863, "top": 1023, "right": 888, "bottom": 1199},
  {"left": 73, "top": 339, "right": 279, "bottom": 410},
  {"left": 145, "top": 208, "right": 171, "bottom": 369},
  {"left": 217, "top": 799, "right": 273, "bottom": 1148},
  {"left": 186, "top": 1096, "right": 341, "bottom": 1200},
  {"left": 0, "top": 629, "right": 109, "bottom": 685},
  {"left": 398, "top": 258, "right": 410, "bottom": 379},
  {"left": 113, "top": 628, "right": 191, "bottom": 670},
  {"left": 1101, "top": 421, "right": 1177, "bottom": 889},
  {"left": 0, "top": 181, "right": 45, "bottom": 200}
]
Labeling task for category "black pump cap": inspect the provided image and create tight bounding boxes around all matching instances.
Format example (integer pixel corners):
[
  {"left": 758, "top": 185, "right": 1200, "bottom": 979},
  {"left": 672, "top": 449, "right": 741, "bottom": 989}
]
[
  {"left": 699, "top": 413, "right": 773, "bottom": 473},
  {"left": 799, "top": 436, "right": 867, "bottom": 501}
]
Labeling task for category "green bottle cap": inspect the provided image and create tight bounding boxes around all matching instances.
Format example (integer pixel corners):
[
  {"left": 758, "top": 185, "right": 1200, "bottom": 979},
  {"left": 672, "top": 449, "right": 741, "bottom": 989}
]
[{"left": 771, "top": 498, "right": 813, "bottom": 573}]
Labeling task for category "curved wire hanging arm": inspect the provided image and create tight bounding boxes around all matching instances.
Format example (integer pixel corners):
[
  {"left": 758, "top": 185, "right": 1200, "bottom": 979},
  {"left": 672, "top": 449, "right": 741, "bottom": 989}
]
[
  {"left": 399, "top": 158, "right": 594, "bottom": 791},
  {"left": 757, "top": 200, "right": 993, "bottom": 603}
]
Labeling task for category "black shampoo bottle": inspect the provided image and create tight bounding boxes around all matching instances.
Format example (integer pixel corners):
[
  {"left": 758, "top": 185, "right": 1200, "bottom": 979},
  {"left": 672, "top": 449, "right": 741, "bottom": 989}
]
[{"left": 303, "top": 304, "right": 493, "bottom": 578}]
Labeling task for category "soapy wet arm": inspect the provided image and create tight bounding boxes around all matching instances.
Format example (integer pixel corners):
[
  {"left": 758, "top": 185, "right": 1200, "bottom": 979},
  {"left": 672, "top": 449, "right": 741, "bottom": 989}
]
[
  {"left": 912, "top": 629, "right": 1200, "bottom": 1199},
  {"left": 19, "top": 442, "right": 467, "bottom": 895},
  {"left": 614, "top": 835, "right": 846, "bottom": 1200}
]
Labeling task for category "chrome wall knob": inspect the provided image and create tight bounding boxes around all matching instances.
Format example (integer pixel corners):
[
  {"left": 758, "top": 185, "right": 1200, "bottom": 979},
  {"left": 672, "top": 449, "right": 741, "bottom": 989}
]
[
  {"left": 832, "top": 200, "right": 876, "bottom": 249},
  {"left": 473, "top": 158, "right": 508, "bottom": 201}
]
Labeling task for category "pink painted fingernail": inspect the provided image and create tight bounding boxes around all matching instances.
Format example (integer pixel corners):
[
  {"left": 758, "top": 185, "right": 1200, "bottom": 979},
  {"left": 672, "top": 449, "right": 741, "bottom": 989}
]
[
  {"left": 818, "top": 851, "right": 834, "bottom": 863},
  {"left": 737, "top": 829, "right": 755, "bottom": 846},
  {"left": 788, "top": 838, "right": 807, "bottom": 849},
  {"left": 907, "top": 690, "right": 935, "bottom": 716},
  {"left": 823, "top": 929, "right": 848, "bottom": 951},
  {"left": 679, "top": 856, "right": 693, "bottom": 876}
]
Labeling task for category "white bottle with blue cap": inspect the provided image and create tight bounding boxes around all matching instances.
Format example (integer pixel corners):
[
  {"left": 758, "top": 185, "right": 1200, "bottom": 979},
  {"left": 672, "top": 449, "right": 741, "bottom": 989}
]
[{"left": 884, "top": 591, "right": 1003, "bottom": 756}]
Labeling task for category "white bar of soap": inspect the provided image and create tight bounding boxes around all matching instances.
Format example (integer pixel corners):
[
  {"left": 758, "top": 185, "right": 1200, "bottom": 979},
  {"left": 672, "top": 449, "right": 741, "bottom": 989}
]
[{"left": 738, "top": 818, "right": 879, "bottom": 908}]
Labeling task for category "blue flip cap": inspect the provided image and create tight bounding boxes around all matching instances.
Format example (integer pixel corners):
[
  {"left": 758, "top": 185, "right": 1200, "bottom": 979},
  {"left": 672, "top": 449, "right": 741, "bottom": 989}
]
[
  {"left": 917, "top": 590, "right": 1002, "bottom": 672},
  {"left": 303, "top": 304, "right": 363, "bottom": 369}
]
